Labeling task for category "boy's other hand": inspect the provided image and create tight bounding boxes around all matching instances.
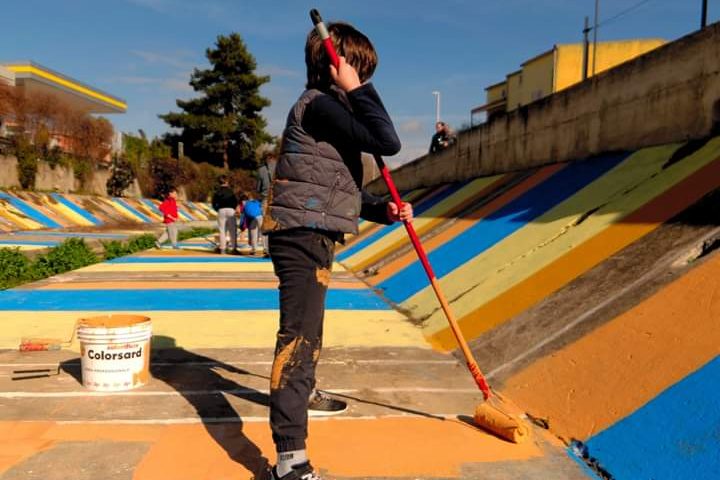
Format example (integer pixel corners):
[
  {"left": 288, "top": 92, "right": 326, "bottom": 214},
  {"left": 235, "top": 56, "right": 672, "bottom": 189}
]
[
  {"left": 387, "top": 202, "right": 413, "bottom": 223},
  {"left": 330, "top": 56, "right": 361, "bottom": 92}
]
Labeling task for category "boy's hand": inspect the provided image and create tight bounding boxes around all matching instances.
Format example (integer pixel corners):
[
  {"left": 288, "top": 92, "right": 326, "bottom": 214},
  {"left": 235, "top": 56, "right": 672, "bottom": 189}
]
[
  {"left": 387, "top": 202, "right": 413, "bottom": 223},
  {"left": 330, "top": 56, "right": 361, "bottom": 92}
]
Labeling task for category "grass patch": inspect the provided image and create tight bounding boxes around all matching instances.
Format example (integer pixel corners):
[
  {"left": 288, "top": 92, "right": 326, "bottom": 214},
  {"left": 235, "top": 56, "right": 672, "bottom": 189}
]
[{"left": 0, "top": 226, "right": 217, "bottom": 289}]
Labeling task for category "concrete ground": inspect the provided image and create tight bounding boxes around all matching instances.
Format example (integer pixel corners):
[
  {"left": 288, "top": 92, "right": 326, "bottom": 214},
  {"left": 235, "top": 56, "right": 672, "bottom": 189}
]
[{"left": 0, "top": 231, "right": 591, "bottom": 480}]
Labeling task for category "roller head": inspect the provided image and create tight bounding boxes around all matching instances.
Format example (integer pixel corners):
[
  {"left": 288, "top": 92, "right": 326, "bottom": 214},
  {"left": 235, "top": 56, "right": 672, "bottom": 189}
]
[{"left": 473, "top": 402, "right": 530, "bottom": 444}]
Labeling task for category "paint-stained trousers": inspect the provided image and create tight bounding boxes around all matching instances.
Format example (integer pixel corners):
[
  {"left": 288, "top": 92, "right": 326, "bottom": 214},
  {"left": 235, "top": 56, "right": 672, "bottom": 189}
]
[{"left": 268, "top": 228, "right": 335, "bottom": 452}]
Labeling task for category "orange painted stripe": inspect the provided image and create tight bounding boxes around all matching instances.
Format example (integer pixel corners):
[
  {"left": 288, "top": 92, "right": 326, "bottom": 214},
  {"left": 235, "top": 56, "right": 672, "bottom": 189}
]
[
  {"left": 428, "top": 154, "right": 720, "bottom": 350},
  {"left": 503, "top": 247, "right": 720, "bottom": 441},
  {"left": 368, "top": 165, "right": 565, "bottom": 286},
  {"left": 0, "top": 418, "right": 548, "bottom": 479}
]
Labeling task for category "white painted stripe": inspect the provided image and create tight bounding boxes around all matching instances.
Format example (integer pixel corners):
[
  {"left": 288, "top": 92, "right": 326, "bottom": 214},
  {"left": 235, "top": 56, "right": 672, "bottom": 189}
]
[{"left": 0, "top": 387, "right": 481, "bottom": 399}]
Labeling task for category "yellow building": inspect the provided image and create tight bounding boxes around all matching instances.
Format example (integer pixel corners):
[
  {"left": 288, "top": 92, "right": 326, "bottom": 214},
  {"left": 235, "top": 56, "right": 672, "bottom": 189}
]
[
  {"left": 475, "top": 39, "right": 665, "bottom": 120},
  {"left": 1, "top": 61, "right": 126, "bottom": 114}
]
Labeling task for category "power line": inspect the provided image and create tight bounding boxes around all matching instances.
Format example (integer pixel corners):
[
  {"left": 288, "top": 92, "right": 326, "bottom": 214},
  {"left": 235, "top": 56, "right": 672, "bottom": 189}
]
[{"left": 598, "top": 0, "right": 654, "bottom": 29}]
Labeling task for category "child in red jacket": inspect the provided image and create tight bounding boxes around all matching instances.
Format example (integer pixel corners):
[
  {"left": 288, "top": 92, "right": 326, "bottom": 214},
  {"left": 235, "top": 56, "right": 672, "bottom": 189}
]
[{"left": 155, "top": 188, "right": 179, "bottom": 249}]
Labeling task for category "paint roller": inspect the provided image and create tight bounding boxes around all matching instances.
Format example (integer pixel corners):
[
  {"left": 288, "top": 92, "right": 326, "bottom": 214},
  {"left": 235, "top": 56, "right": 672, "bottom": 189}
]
[
  {"left": 310, "top": 8, "right": 529, "bottom": 443},
  {"left": 19, "top": 320, "right": 78, "bottom": 352}
]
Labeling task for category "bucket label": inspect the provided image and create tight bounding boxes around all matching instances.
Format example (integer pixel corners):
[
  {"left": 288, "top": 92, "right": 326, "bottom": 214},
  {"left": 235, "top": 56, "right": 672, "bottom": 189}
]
[{"left": 80, "top": 340, "right": 150, "bottom": 391}]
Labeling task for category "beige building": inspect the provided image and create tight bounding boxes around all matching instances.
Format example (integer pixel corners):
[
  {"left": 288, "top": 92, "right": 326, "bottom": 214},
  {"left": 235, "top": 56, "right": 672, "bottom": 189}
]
[{"left": 474, "top": 39, "right": 665, "bottom": 121}]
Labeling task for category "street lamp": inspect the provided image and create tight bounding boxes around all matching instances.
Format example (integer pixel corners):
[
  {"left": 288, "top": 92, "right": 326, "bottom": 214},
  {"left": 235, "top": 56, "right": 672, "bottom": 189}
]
[{"left": 432, "top": 91, "right": 441, "bottom": 124}]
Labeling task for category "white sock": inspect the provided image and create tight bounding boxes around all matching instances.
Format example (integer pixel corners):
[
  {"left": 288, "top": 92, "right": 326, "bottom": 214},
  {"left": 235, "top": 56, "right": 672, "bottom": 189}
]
[{"left": 276, "top": 449, "right": 308, "bottom": 477}]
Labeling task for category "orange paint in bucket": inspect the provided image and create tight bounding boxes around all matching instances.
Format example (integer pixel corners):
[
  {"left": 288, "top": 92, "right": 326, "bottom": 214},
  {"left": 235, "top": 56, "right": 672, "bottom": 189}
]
[{"left": 77, "top": 315, "right": 152, "bottom": 391}]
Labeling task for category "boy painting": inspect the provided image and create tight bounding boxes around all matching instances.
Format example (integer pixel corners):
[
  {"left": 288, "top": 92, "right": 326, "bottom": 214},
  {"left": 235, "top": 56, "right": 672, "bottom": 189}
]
[
  {"left": 262, "top": 21, "right": 413, "bottom": 480},
  {"left": 155, "top": 187, "right": 179, "bottom": 249}
]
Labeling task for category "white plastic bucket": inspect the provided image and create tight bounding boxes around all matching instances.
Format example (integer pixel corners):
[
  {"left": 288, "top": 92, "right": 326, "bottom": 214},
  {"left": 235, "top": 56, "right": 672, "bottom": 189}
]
[{"left": 77, "top": 315, "right": 152, "bottom": 392}]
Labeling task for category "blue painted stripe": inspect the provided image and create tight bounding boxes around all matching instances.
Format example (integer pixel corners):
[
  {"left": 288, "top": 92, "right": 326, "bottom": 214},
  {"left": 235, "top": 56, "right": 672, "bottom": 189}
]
[
  {"left": 378, "top": 154, "right": 628, "bottom": 303},
  {"left": 114, "top": 198, "right": 152, "bottom": 223},
  {"left": 337, "top": 181, "right": 470, "bottom": 261},
  {"left": 586, "top": 356, "right": 720, "bottom": 480},
  {"left": 107, "top": 256, "right": 267, "bottom": 264},
  {"left": 50, "top": 194, "right": 102, "bottom": 225},
  {"left": 17, "top": 231, "right": 127, "bottom": 239},
  {"left": 0, "top": 192, "right": 62, "bottom": 228},
  {"left": 0, "top": 288, "right": 390, "bottom": 311},
  {"left": 0, "top": 240, "right": 60, "bottom": 246},
  {"left": 142, "top": 199, "right": 162, "bottom": 215}
]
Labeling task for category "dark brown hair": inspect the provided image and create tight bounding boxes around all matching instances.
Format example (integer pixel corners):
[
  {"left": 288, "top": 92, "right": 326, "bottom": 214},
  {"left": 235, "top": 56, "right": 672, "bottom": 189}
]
[{"left": 305, "top": 22, "right": 378, "bottom": 91}]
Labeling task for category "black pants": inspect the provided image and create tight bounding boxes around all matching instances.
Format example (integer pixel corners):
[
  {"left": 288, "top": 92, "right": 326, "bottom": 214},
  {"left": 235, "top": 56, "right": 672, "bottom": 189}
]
[{"left": 268, "top": 228, "right": 336, "bottom": 452}]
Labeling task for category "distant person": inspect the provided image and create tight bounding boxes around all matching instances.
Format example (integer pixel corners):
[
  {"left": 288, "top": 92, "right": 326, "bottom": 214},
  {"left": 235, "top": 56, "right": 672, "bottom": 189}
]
[
  {"left": 256, "top": 152, "right": 276, "bottom": 254},
  {"left": 211, "top": 176, "right": 238, "bottom": 254},
  {"left": 428, "top": 121, "right": 455, "bottom": 153},
  {"left": 155, "top": 187, "right": 179, "bottom": 249},
  {"left": 238, "top": 192, "right": 264, "bottom": 256}
]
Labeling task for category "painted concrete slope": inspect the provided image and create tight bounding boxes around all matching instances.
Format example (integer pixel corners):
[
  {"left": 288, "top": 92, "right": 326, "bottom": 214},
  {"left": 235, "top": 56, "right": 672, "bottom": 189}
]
[
  {"left": 0, "top": 190, "right": 214, "bottom": 233},
  {"left": 337, "top": 135, "right": 720, "bottom": 479}
]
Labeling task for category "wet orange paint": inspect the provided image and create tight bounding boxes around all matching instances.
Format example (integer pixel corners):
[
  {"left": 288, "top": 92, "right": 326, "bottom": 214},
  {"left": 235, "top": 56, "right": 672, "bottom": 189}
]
[
  {"left": 0, "top": 418, "right": 545, "bottom": 479},
  {"left": 503, "top": 250, "right": 720, "bottom": 441}
]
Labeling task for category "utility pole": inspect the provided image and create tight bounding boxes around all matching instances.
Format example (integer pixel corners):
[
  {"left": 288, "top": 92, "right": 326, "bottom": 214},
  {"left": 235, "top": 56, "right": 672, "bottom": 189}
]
[
  {"left": 582, "top": 16, "right": 591, "bottom": 81},
  {"left": 592, "top": 0, "right": 600, "bottom": 76},
  {"left": 432, "top": 91, "right": 441, "bottom": 124},
  {"left": 701, "top": 0, "right": 708, "bottom": 28}
]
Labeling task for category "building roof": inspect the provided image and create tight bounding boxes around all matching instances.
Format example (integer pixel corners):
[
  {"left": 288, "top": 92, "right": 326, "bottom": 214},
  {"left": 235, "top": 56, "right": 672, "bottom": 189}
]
[
  {"left": 1, "top": 61, "right": 126, "bottom": 114},
  {"left": 484, "top": 79, "right": 507, "bottom": 91}
]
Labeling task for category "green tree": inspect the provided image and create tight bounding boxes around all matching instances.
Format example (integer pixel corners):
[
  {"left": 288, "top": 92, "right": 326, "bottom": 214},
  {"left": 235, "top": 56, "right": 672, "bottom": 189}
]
[{"left": 160, "top": 33, "right": 272, "bottom": 171}]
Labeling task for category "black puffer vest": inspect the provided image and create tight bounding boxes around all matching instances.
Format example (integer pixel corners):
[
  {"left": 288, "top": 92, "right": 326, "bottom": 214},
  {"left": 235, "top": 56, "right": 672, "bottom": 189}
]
[{"left": 264, "top": 89, "right": 362, "bottom": 235}]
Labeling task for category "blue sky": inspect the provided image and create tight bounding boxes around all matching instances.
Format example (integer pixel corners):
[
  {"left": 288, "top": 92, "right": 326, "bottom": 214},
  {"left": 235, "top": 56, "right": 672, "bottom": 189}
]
[{"left": 1, "top": 0, "right": 715, "bottom": 165}]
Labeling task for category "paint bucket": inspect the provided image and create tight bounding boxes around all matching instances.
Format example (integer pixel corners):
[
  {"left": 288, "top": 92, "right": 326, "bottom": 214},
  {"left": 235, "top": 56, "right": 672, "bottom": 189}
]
[{"left": 77, "top": 315, "right": 152, "bottom": 392}]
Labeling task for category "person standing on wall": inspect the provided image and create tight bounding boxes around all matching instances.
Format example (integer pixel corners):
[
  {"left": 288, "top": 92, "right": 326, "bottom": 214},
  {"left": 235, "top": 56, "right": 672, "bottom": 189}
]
[
  {"left": 211, "top": 175, "right": 238, "bottom": 254},
  {"left": 428, "top": 121, "right": 455, "bottom": 153}
]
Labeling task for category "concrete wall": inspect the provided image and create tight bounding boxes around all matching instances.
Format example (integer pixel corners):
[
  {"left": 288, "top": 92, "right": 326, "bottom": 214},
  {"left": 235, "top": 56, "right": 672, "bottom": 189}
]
[
  {"left": 369, "top": 22, "right": 720, "bottom": 194},
  {"left": 0, "top": 155, "right": 20, "bottom": 188},
  {"left": 0, "top": 155, "right": 142, "bottom": 197},
  {"left": 34, "top": 162, "right": 76, "bottom": 192}
]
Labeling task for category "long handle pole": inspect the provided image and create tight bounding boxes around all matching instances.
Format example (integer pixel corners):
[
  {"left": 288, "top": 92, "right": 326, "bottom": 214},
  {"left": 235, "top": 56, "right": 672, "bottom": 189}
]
[{"left": 310, "top": 9, "right": 491, "bottom": 400}]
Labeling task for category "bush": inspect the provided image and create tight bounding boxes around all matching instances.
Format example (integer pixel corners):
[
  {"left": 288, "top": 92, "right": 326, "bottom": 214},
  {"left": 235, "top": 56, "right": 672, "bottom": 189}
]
[
  {"left": 32, "top": 238, "right": 97, "bottom": 277},
  {"left": 107, "top": 156, "right": 136, "bottom": 197},
  {"left": 101, "top": 240, "right": 131, "bottom": 260},
  {"left": 0, "top": 248, "right": 36, "bottom": 289},
  {"left": 126, "top": 234, "right": 156, "bottom": 252},
  {"left": 13, "top": 136, "right": 39, "bottom": 189}
]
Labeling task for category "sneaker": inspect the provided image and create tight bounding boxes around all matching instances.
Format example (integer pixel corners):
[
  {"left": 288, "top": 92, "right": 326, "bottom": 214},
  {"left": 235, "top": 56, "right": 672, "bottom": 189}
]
[
  {"left": 307, "top": 390, "right": 347, "bottom": 416},
  {"left": 270, "top": 461, "right": 321, "bottom": 480},
  {"left": 154, "top": 241, "right": 162, "bottom": 249}
]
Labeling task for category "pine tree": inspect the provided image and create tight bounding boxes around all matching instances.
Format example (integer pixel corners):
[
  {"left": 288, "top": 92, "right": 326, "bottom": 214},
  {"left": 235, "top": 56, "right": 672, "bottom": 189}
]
[{"left": 160, "top": 33, "right": 271, "bottom": 171}]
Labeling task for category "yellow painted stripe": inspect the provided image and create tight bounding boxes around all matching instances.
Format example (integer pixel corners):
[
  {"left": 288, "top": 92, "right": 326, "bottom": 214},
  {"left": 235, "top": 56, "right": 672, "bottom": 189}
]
[
  {"left": 7, "top": 65, "right": 127, "bottom": 110},
  {"left": 427, "top": 139, "right": 720, "bottom": 349},
  {"left": 413, "top": 143, "right": 691, "bottom": 336},
  {"left": 0, "top": 244, "right": 49, "bottom": 251},
  {"left": 0, "top": 310, "right": 427, "bottom": 350},
  {"left": 344, "top": 176, "right": 503, "bottom": 272},
  {"left": 74, "top": 261, "right": 344, "bottom": 273},
  {"left": 99, "top": 197, "right": 147, "bottom": 223},
  {"left": 42, "top": 197, "right": 95, "bottom": 227},
  {"left": 0, "top": 207, "right": 43, "bottom": 230}
]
